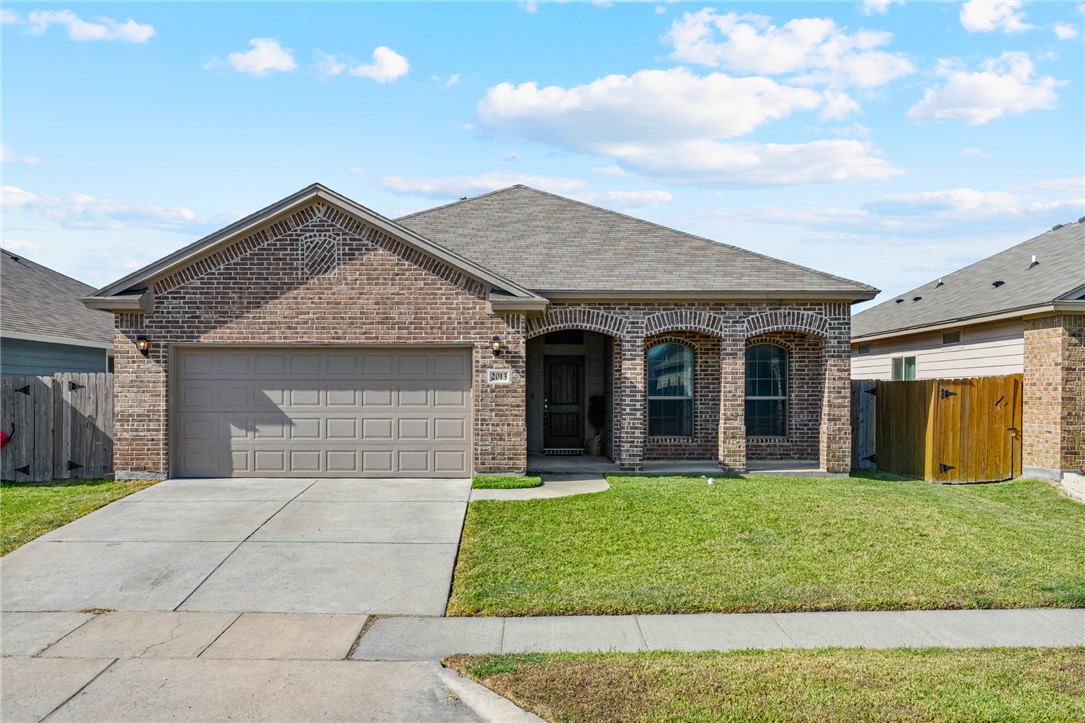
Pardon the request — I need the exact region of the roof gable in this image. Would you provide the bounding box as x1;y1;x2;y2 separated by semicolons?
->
1;249;114;346
398;185;877;300
88;184;542;305
853;220;1085;339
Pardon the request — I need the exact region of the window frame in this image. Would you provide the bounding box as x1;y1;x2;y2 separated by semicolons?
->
942;330;961;345
646;342;695;438
891;356;917;381
744;343;789;438
857;344;872;355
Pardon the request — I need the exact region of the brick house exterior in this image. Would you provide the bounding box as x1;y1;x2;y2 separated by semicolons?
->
85;184;876;479
852;221;1085;479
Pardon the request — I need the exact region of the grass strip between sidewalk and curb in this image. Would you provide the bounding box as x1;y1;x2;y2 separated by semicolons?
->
446;647;1085;723
1;479;159;555
472;475;544;490
449;474;1085;615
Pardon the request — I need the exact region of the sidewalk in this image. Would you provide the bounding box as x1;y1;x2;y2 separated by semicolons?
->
353;608;1085;661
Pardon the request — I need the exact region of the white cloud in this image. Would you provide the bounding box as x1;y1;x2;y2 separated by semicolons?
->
315;51;347;79
593;165;628;176
1;239;41;254
961;147;987;157
1053;23;1079;40
379;173;586;198
207;38;297;76
4;9;155;43
518;1;539;13
907;52;1062;125
655;6;667;15
861;1;903;16
606;139;901;188
576;190;673;211
349;46;410;83
663;9;914;88
347;166;364;174
960;0;1033;34
499;151;520;162
444;73;460;88
479;67;832;148
1;143;40;166
1;186;215;231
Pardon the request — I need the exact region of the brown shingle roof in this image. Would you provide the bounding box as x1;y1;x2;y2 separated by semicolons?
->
398;186;877;298
853;221;1085;339
1;249;114;345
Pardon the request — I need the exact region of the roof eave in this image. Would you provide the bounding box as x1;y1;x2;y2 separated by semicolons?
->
81;288;155;314
851;300;1085;342
538;289;879;303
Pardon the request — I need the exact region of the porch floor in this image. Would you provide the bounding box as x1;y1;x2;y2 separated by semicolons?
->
527;455;838;478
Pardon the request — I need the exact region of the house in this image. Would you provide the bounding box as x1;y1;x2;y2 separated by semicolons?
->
1;249;114;376
851;220;1085;479
82;183;877;479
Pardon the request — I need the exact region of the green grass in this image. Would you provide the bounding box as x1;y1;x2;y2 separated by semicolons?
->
447;648;1085;723
448;475;1085;615
1;478;159;555
472;475;543;490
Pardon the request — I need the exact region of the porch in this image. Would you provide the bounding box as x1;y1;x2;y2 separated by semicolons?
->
527;454;829;477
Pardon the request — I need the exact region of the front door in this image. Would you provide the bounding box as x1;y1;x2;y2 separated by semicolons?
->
544;355;584;450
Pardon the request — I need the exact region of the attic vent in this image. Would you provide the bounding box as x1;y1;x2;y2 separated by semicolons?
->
1079;216;1085;224
1052;224;1064;231
895;299;904;304
912;296;922;302
1029;255;1039;269
992;280;1005;288
935;279;944;288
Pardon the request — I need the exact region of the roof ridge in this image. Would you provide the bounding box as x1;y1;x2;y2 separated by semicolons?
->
477;185;878;293
395;185;528;222
1;248;96;291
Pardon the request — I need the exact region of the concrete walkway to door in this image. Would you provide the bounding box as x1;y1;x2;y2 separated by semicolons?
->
0;477;471;616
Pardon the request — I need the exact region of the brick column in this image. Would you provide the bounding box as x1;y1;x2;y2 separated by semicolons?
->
819;328;852;474
718;331;746;473
1023;313;1085;476
113;315;169;480
616;327;646;471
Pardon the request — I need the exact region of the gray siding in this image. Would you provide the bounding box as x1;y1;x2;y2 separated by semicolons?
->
0;337;108;376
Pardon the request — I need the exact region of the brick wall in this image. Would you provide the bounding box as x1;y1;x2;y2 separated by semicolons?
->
113;200;526;477
1023;313;1085;473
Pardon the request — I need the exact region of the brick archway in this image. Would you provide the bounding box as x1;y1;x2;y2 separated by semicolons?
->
525;306;627;339
644;309;729;337
743;310;829;339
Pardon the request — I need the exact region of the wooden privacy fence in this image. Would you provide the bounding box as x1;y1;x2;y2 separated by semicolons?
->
851;374;1022;483
0;373;113;482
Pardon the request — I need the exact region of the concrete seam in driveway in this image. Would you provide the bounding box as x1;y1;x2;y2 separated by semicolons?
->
171;481;318;612
38;658;118;723
193;613;244;657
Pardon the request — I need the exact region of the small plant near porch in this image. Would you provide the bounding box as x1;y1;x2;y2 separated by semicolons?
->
449;474;1085;616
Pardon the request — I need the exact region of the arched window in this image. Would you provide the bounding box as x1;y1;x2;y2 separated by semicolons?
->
647;343;693;436
745;343;788;436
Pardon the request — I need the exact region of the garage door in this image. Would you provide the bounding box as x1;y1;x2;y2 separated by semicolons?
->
173;348;472;478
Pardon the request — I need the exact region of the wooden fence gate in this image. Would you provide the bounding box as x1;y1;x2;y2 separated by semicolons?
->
854;374;1022;483
0;373;113;482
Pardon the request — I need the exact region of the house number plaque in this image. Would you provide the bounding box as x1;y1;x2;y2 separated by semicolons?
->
486;369;511;384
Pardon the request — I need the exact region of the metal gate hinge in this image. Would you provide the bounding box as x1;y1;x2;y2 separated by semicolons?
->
940;388;957;399
68;381;85;392
13;385;30;396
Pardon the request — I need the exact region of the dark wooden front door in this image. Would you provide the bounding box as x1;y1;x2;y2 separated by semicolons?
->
544;355;584;450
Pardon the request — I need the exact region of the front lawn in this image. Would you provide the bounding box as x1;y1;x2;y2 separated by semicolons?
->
447;648;1085;722
473;475;543;490
448;475;1085;615
0;479;158;555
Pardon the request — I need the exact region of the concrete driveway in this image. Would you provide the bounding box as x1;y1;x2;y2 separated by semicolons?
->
0;477;471;616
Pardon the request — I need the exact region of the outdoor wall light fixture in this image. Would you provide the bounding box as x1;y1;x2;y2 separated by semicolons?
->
491;336;504;356
135;336;151;356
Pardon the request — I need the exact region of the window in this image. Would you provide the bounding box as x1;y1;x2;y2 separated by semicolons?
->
942;331;961;345
745;344;787;436
892;356;916;381
647;343;693;436
857;344;871;355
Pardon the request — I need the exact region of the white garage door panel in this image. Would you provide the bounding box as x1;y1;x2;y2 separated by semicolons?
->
174;348;472;478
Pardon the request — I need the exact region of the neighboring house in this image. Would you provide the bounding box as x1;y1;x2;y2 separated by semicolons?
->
82;184;876;480
1;249;114;376
851;220;1085;479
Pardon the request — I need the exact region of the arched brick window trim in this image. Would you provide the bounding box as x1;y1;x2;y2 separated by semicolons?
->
745;334;796;352
525;307;627;339
743;310;829;339
644;309;728;337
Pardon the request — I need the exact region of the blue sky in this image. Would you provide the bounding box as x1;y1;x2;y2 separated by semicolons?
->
2;1;1082;309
